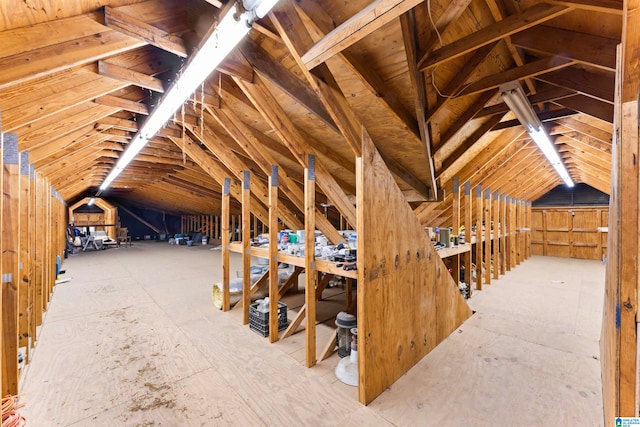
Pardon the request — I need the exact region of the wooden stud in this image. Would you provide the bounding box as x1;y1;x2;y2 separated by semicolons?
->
305;155;317;368
18;153;29;357
451;178;460;284
221;178;231;312
499;194;506;276
475;185;483;290
492;190;500;280
484;188;491;285
242;171;251;325
463;182;472;294
268;166;279;343
2;134;19;395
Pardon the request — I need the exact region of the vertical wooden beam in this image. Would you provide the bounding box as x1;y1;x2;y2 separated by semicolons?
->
475;185;483;290
221;178;231;312
463;182;472;295
305;155;317;368
526;201;532;259
242;171;251;325
268;166;280;343
18;152;29;359
451;178;460;284
499;194;506;276
484;188;491;285
2;133;19;395
492;190;500;280
510;197;517;268
28;165;36;356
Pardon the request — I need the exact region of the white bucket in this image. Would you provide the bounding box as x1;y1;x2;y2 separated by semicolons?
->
202;237;208;245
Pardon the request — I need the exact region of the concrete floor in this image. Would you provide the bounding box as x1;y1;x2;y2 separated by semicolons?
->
21;242;605;426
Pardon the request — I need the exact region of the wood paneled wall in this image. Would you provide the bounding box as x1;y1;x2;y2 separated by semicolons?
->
531;207;608;261
1;131;65;396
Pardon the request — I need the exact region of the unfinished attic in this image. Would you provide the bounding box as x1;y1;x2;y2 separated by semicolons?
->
0;0;633;425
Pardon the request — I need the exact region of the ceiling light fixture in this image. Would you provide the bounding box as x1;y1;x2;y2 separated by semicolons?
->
97;0;280;194
500;81;574;187
87;197;95;206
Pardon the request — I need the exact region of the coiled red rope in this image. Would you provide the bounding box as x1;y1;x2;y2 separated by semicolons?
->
2;395;25;427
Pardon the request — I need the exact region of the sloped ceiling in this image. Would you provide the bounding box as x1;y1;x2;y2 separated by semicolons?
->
0;0;618;224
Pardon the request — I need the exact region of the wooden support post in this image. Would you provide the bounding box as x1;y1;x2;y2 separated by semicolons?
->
34;175;43;327
475;185;483;290
510;197;517;268
28;166;36;356
2;134;19;395
18;153;30;358
268;166;280;343
516;200;523;265
242;171;251;325
463;182;472;294
492;190;499;280
451;178;460;284
526;201;532;259
305;155;317;368
499;194;506;276
484;188;491;285
221;178;231;312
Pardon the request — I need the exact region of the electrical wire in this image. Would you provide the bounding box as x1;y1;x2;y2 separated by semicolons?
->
2;395;26;427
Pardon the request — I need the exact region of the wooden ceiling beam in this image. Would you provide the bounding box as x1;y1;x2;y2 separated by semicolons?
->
207;104;345;244
16;103;118;152
425;42;498;123
218;50;255;83
233;72;357;225
30;130;115;166
296;1;421;139
274;1;434;201
2;73;130;132
438;127;525;186
240;38;337;131
552;94;615;123
166;134;271;224
98;60;165;92
436;90;498;154
300;0;425;69
546;0;623;14
535;67;615;104
436;113;505;177
492;108;578;131
561;131;613;154
103;6;187;57
477;86;576;118
456;57;575;98
418;3;572;70
0;30;144;91
95;94;149;115
555;117;613;144
511;25;618;72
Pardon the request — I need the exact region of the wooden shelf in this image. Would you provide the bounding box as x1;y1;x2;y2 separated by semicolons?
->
228;242;358;279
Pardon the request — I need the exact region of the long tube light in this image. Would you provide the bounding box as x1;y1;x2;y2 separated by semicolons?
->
500;81;574;187
98;0;280;192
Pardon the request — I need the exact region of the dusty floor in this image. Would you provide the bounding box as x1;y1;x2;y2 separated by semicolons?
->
21;242;604;426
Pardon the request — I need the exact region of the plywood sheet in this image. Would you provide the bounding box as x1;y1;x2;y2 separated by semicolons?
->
356;129;471;404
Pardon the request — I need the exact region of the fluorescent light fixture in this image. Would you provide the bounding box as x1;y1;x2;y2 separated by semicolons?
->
98;0;280;192
88;197;95;206
500;81;574;187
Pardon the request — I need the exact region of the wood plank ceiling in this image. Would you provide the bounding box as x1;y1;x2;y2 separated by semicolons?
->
0;0;618;223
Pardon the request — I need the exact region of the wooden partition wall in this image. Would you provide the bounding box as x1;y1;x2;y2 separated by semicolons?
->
357;130;472;404
530;207;608;260
1;131;65;396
